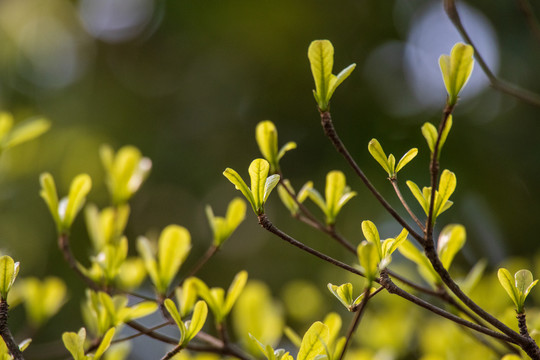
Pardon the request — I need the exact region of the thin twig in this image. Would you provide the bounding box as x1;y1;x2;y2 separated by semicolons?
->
319;110;425;246
161;345;182;360
58;234;101;291
516;0;540;46
339;287;372;360
444;0;540;107
390;178;425;231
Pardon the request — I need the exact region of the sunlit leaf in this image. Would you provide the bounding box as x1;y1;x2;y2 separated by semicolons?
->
264;174;280;203
439;43;474;105
158;225;191;294
437;224;466;269
224;167;256;213
0;256;19;300
406;180;428;215
277;142;297;161
184;300;208;344
177;278;198;318
357;241;379;282
421;123;438;154
434;170;456;218
136;237;160;289
94;327;115;360
327;63;356;102
395;148;418;173
361;221;381;259
63;174;92;230
39;173;60;230
224;270;248;315
277;180;299;215
256;121;279;170
398;240;439;286
308;40;334;111
2;117;50;150
297;321;329;360
327;283;353;309
498;268;521;311
164;298;186;342
62;328;86;360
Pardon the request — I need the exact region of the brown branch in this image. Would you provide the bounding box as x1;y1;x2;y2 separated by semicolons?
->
516;0;540;46
0;300;24;360
319;110;425;246
58;234;100;291
390;178;425;231
444;0;540;107
161;345;183;360
339;287;372;360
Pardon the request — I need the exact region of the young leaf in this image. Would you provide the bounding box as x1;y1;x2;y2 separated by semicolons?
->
183;300;208;344
277;142;297;161
224;270;248;315
264;174;280;203
2;117;50;150
395;148;418;173
357;241;379;282
223;168;256;213
406;180;429;214
164;298;186;342
361;220;382;259
398;240;439;286
277;180;299;215
439;43;474;106
498;268;521;311
308;40;334;111
256;121;279;171
249;159;271;212
368;140;391;176
176;278;198;318
297;321;329;360
327;283;355;310
62;174;92;230
0;256;19;300
327;63;356;101
93;327;115;360
157;225;191;294
434;170;456;217
437;224;466;269
62;328;86;360
515;270;538;307
39;173;60;229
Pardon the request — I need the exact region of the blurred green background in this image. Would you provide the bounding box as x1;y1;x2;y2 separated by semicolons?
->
2;0;540;358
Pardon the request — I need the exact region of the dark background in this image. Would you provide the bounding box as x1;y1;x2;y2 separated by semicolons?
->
1;0;540;357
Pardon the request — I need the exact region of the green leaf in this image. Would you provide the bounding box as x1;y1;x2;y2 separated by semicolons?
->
406;180;429;214
62;328;86;360
223;167;256;213
164;298;186;342
368;139;391;176
459;259;487;294
306;188;327;216
62;174;92;230
0;256;19;300
498;268;521;311
439;43;474;105
224;270;248;316
39;173;60;230
308;40;334;111
277;142;297;161
256;121;279;170
2;117;50;150
382;228;409;258
434;170;456;218
176;278;198;317
361;221;381;260
398;240;439;286
136;237;160;289
93;327;115;360
325;171;347;224
23;277;67;327
515;269;538;307
327;283;353;310
437;224;466;269
0;112;13;142
264;174;280;203
183;300;208;344
225;198;246;235
297;321;329;360
395;148;418;174
357;241;379;282
122;301;157;322
158;225;191;294
249;159;271;213
327;63;356;101
284;326;302;349
421;123;438;154
277;180;299;215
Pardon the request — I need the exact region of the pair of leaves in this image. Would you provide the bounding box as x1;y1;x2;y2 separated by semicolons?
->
89;237;129;284
0;112;50;153
277;180;312;216
85;204;130;250
360;221;408;271
0;256;19;300
223;159;280;215
498;268;538;313
100;145;152;205
206;197;246;247
22;277;67;328
439;43;474;106
40;173;92;234
82;291;157;337
189;270;248;324
421;116;453;160
63;327;115;360
164;299;208;347
308;40;356;111
305;171;356;225
368;139;417;178
407;169;456;223
137;225;191;294
256;120;296;173
327;283;374;312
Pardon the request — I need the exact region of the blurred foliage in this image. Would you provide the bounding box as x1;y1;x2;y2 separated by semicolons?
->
1;0;540;359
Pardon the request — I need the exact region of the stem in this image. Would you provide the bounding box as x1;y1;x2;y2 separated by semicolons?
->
161;345;182;360
390;178;425;231
0;300;24;360
517;312;532;338
258;214;363;276
516;0;540;46
319;110;425;246
339;287;372;360
378;271;515;343
126;321;178;345
58;233;100;291
444;0;540;107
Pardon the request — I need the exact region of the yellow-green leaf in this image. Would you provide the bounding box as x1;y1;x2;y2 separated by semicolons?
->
327;283;353;310
308;40;334;111
515;269;538;306
277;180;299;215
164;298;186;341
256;121;279;170
325;170;346;224
0;112;13;141
249;159;270;213
327;63;356;101
62;174;92;230
361;221;381;259
184;300;208;344
264;174;280;203
498;268;521;310
94;327;115;360
136;237;160;289
398;240;439;286
439;43;474;105
62;328;86;360
224;167;256;213
406;180;429;215
225;198;246;235
0;256;19;300
421;123;438;154
2;117;50;150
437;224;466;269
395;148;418;173
39;173;60;230
176;278;198;318
297;321;329;360
224;270;248;316
434;170;456;218
357;241;379;282
158;225;191;294
277;141;297;161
